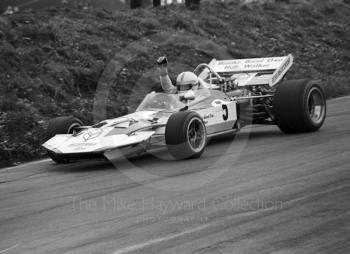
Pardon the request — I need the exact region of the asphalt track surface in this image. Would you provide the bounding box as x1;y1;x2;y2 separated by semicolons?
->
1;97;350;254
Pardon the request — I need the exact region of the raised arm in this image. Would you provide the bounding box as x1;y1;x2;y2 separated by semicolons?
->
157;56;177;94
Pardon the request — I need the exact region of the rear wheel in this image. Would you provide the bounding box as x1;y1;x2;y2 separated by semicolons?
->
273;79;326;133
165;111;207;160
44;116;83;163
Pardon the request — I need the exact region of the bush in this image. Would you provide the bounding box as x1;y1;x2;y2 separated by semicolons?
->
0;111;45;164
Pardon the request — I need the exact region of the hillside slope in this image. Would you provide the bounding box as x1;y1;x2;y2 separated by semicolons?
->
0;0;129;12
0;0;350;165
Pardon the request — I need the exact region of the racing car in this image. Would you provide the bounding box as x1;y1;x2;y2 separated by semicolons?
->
42;54;327;163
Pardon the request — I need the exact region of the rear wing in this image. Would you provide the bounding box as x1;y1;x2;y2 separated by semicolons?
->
200;54;293;87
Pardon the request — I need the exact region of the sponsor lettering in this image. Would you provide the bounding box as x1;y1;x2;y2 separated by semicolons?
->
244;59;265;64
74;147;88;151
224;65;240;70
220;57;285;71
82;129;103;141
243;63;270;69
272;56;291;84
203;114;214;120
218;60;242;65
266;57;284;63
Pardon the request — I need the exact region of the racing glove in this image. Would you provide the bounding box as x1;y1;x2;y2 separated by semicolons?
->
157;56;168;67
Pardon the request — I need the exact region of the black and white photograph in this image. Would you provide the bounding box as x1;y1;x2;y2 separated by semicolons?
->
0;0;349;253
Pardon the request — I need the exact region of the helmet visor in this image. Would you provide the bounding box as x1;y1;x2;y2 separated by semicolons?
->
177;83;193;91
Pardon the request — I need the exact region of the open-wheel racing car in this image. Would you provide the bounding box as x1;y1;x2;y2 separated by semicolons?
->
43;54;327;163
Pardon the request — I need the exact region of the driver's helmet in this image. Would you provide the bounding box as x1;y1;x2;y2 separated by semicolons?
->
176;72;199;92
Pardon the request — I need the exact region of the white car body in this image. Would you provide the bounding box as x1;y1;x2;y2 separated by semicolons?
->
43;91;238;160
44;55;307;161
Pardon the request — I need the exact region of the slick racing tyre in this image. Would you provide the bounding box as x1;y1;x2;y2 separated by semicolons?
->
44;116;83;163
165;111;207;160
273;79;326;133
45;116;83;141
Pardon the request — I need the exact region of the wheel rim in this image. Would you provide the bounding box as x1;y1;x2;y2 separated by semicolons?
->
307;87;326;125
187;117;206;152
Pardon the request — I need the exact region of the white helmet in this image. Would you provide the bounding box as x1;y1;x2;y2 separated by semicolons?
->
176;72;199;92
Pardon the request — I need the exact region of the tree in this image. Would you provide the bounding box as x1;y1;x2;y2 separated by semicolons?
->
130;0;142;9
185;0;200;9
153;0;161;7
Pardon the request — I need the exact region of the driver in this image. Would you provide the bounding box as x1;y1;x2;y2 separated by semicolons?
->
157;56;210;95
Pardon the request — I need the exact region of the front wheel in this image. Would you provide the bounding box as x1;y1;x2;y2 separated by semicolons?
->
44;116;83;163
45;116;83;141
165;111;207;160
273;79;326;133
